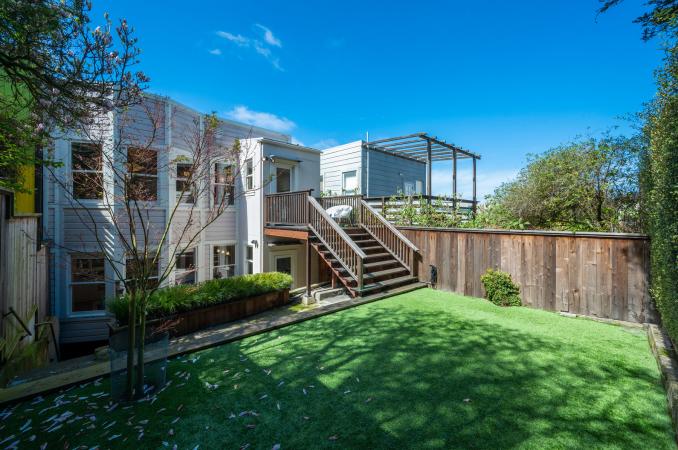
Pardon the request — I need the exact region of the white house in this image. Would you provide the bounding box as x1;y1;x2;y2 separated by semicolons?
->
44;95;323;346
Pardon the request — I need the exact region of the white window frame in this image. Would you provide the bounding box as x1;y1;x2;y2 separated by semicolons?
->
404;181;416;196
342;170;358;195
212;161;234;207
244;159;254;191
69;253;107;317
212;243;236;279
71;142;104;201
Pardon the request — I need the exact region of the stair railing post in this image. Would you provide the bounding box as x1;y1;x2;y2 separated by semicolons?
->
358;259;364;292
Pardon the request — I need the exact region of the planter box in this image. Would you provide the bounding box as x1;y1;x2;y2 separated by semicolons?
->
164;289;291;337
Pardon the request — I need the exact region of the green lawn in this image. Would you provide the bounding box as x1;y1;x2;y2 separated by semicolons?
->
2;289;675;449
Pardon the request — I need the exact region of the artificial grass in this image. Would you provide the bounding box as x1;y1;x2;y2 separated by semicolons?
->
1;289;675;449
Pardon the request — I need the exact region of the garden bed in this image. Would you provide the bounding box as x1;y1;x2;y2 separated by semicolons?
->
109;272;293;337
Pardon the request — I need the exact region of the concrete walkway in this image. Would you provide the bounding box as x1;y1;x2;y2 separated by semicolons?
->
0;282;425;405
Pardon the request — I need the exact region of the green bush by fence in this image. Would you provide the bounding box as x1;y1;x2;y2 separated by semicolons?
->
109;272;293;325
480;269;522;307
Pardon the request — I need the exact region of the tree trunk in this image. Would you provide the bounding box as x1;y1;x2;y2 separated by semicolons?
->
126;294;137;400
135;300;147;399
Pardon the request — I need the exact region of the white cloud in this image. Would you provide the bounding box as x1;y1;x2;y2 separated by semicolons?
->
226;105;296;133
216;26;283;70
255;24;282;47
291;136;305;146
208;48;222;55
431;167;518;202
312;138;339;150
216;31;249;46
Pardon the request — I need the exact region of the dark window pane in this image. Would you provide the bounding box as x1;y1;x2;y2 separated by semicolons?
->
276;167;291;193
176;179;194;203
176;250;195;270
275;256;292;275
177;163;193;179
73;172;103;199
72;256;105;281
247;261;253;274
129;175;158;201
128;148;157;175
72;143;102;171
175;271;195;285
246;245;253;260
72;283;106;312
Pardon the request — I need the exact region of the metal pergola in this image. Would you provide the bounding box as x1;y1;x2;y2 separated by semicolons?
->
365;132;481;207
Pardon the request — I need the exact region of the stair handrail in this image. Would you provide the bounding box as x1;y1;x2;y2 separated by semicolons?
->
308;196;366;290
360;200;419;276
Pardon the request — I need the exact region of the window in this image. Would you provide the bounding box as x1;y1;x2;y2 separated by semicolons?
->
319;175;324;193
246;245;254;274
125;256;160;290
213;245;235;279
72;142;103;200
404;181;415;196
415;180;423;194
71;254;106;312
342;170;358;194
213;163;234;206
275;255;292;275
175;248;196;285
176;163;194;204
127;147;158;201
275;167;291;193
245;159;254;190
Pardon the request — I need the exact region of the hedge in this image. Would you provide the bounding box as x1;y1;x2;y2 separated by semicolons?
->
109;272;293;325
642;44;678;344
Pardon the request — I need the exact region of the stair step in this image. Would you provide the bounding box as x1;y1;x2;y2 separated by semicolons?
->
364;259;401;270
356;275;419;294
364;252;393;261
340;267;409;283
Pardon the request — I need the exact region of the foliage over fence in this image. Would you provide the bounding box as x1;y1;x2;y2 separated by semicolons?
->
109;272;293;325
641;44;678;345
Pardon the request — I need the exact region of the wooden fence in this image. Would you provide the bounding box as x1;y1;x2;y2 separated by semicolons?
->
399;227;655;324
0;194;49;346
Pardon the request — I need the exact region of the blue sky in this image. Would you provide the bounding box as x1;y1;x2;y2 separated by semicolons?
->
94;0;663;199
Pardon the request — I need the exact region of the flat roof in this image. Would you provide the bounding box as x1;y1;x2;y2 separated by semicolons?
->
366;133;480;162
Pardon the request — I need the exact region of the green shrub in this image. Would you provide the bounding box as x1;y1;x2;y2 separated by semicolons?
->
108;272;293;325
480;269;522;307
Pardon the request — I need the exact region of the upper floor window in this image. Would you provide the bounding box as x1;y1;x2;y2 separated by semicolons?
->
72;142;103;200
176;162;194;204
127;147;158;201
71;254;106;312
276;167;291;193
245;159;253;190
342;170;357;195
213;244;235;279
213;162;234;206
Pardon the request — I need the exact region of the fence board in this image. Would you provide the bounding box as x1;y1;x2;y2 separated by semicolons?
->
399;227;654;324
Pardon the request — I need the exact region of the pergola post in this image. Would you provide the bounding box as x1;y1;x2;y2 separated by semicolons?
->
472;157;477;217
426;139;432;204
452;149;457;209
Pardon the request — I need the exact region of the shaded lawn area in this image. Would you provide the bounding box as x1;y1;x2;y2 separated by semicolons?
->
1;289;675;449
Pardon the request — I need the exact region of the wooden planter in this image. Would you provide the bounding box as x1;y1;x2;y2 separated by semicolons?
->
164;289;291;337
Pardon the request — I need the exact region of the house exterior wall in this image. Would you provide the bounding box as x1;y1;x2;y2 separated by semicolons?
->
320;141;426;197
45;95;294;344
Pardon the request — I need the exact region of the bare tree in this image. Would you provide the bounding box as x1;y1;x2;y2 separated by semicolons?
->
47;98;267;399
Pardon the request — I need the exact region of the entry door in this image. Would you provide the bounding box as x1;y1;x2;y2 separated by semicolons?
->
275;167;292;193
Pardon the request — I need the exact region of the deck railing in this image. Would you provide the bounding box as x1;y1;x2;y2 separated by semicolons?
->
364;195;477;222
308;196;366;290
264;189;313;226
360;200;419;276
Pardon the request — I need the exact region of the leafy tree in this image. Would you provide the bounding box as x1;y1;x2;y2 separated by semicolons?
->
0;0;146;190
480;133;642;232
599;0;677;342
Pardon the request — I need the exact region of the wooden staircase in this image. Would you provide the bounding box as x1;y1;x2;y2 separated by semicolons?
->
311;227;418;297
